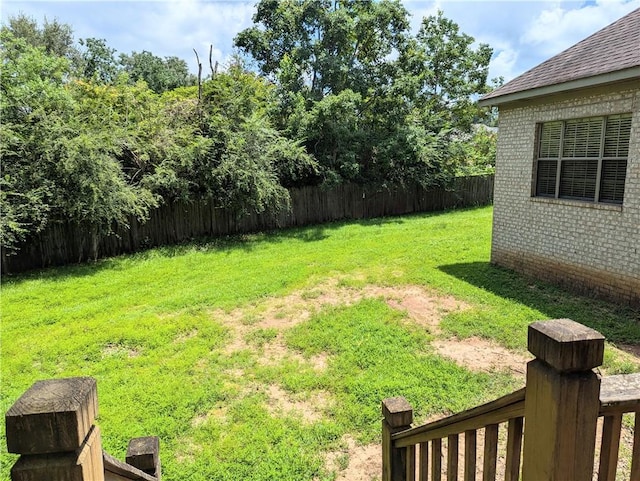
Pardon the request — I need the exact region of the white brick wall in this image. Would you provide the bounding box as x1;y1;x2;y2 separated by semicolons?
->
492;87;640;306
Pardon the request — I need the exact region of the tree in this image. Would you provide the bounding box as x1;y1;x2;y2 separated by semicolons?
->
119;50;195;93
78;37;119;83
403;10;493;130
236;1;494;188
3;13;78;60
235;0;410;100
195;63;318;210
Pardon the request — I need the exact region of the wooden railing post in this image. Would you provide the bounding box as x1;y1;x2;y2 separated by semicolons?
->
382;397;414;481
5;377;104;481
127;436;161;480
522;319;605;481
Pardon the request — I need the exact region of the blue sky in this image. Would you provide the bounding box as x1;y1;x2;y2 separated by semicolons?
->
2;0;639;82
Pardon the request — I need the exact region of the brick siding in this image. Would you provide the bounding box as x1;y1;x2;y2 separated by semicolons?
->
492;87;640;307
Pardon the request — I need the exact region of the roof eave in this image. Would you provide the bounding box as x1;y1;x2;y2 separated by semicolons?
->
478;66;640;107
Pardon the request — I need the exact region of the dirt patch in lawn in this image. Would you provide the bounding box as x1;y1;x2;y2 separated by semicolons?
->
216;278;469;354
324;436;380;481
265;385;332;424
205;279;638;481
380;285;467;334
216;277;528;379
210;278;537;481
259;334;330;370
618;343;640;357
433;337;531;377
101;343;141;358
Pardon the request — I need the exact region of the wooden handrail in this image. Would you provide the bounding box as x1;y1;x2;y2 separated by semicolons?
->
103;452;157;481
599;372;640;415
392;371;640;451
597;372;640;481
392;388;525;449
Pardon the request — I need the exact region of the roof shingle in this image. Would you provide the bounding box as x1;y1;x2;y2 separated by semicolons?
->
482;8;640;102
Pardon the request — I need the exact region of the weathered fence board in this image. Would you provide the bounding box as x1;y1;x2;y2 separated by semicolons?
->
1;175;493;274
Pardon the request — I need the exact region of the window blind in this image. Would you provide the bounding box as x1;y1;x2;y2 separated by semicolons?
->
535;113;631;205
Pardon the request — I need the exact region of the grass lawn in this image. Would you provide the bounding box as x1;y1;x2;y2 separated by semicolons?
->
2;205;639;481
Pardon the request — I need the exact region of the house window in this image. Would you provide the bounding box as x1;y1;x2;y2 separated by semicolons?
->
534;114;631;204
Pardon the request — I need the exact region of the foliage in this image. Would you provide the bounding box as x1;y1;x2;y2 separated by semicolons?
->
452;126;497;176
405;10;493;130
236;2;494;187
78;37;119;83
119;50;195;93
2;207;637;480
0;21;311;252
3;13;77;59
235;0;410;100
195;64;317;211
0;32;156;252
1;10;497;253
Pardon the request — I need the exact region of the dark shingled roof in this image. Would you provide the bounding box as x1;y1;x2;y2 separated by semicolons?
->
482;7;640;102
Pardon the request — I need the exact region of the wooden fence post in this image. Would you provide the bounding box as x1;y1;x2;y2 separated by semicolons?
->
382;396;414;481
522;319;605;481
5;377;104;481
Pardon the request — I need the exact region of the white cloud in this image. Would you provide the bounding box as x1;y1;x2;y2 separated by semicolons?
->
406;0;441;33
4;0;638;79
489;46;519;83
130;1;255;72
521;0;640;56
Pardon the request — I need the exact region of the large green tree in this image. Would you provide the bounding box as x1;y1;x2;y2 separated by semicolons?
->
78;37;119;83
235;0;409;100
236;2;493;187
402;10;493;130
3;13;77;59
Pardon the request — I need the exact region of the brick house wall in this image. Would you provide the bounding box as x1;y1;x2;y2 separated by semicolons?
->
491;86;640;306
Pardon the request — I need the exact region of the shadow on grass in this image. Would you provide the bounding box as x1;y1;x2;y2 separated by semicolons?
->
3;207;444;286
439;261;640;345
3;206;480;292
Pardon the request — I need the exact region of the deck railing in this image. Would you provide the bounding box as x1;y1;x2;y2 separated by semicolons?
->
383;319;640;481
384;389;525;481
5;377;161;481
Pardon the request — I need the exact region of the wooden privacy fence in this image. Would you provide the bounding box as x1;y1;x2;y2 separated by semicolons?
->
1;175;493;274
383;318;640;481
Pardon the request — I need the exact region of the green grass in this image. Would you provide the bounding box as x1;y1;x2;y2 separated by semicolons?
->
1;206;638;480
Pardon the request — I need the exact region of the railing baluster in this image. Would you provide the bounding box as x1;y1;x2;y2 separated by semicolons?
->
631;412;640;481
407;444;416;481
448;434;459;481
464;430;476;481
505;416;523;481
419;442;429;481
598;414;623;481
483;424;498;481
433;438;442;481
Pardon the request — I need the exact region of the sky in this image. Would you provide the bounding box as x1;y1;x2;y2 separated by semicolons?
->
2;0;640;83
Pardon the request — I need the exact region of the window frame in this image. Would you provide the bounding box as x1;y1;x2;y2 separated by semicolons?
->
532;114;631;205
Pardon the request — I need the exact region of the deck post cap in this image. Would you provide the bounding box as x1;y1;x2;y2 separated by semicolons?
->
528;319;604;372
382;397;413;428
